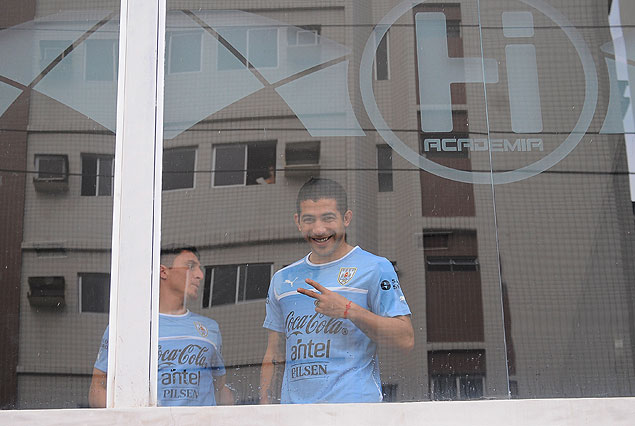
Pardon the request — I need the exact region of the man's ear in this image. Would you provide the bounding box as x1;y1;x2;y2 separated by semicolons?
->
343;210;353;227
160;264;169;280
294;213;301;231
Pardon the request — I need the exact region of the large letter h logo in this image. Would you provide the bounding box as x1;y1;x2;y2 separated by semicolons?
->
416;12;542;133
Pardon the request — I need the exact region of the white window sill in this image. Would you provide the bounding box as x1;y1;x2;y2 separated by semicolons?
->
1;397;634;426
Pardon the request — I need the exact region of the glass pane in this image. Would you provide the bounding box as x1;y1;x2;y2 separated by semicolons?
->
0;1;120;409
480;0;635;398
159;0;635;407
160;0;500;406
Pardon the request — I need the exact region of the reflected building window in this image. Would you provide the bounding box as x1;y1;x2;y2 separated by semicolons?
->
39;40;72;81
213;142;276;187
377;144;393;192
85;39;118;81
430;374;484;400
375;29;390;81
33;154;69;193
202;263;271;307
78;273;110;313
419;111;475;217
284;141;320;179
163;146;196;190
381;384;397;402
81;154;113;196
248;28;278;68
167;31;202;74
27;276;66;310
217;28;278;69
425;230;484;342
287;25;321;46
425;256;479;272
34;154;68;181
429;350;485;401
415;2;476;218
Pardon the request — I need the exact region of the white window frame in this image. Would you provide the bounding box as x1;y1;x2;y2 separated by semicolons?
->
106;0;165;408
289;26;320;46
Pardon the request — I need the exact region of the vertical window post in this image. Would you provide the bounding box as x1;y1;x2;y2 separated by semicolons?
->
108;0;165;408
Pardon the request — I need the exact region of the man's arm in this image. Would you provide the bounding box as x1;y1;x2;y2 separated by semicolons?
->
213;374;235;405
88;368;107;408
298;279;414;353
259;330;285;404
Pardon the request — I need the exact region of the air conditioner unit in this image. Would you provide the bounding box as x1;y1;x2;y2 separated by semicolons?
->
284;141;320;177
33;154;69;193
27;276;65;309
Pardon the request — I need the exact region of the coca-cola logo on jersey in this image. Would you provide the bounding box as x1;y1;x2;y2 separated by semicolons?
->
285;311;349;337
158;344;209;368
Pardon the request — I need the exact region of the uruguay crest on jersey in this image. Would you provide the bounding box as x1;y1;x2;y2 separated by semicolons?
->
337;267;357;285
194;321;208;337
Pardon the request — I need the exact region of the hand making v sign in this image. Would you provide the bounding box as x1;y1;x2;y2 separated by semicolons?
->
297;279;354;319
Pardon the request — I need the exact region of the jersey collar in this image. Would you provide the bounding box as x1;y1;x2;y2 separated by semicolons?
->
305;245;360;267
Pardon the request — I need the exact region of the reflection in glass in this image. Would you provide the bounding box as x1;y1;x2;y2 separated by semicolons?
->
3;0;632;411
0;2;119;409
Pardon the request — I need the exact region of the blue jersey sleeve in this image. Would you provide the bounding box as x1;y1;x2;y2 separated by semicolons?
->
94;326;109;372
368;258;411;317
263;273;284;333
210;321;226;377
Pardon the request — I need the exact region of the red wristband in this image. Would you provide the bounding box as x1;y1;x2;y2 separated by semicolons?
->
343;301;353;318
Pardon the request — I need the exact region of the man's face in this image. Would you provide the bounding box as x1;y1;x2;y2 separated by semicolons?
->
161;250;204;300
294;198;352;264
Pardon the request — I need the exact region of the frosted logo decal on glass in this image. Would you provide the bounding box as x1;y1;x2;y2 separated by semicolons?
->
0;10;363;139
1;4;632;180
360;0;599;184
189;10;363;138
0;11;114;120
415;12;499;133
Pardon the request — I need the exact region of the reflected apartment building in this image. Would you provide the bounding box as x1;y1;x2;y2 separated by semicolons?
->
1;0;634;409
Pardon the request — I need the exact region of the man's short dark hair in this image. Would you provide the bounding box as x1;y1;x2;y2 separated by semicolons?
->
160;246;199;267
296;178;348;216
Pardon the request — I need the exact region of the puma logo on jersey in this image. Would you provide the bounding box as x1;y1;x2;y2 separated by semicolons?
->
284;277;299;286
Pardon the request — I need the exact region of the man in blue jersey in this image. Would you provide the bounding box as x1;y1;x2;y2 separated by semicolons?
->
88;247;233;407
260;178;414;404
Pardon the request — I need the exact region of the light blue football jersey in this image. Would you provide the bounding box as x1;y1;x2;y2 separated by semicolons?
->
95;311;226;406
263;246;411;403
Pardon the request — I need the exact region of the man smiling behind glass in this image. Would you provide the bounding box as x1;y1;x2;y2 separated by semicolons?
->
89;246;233;407
260;178;414;403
